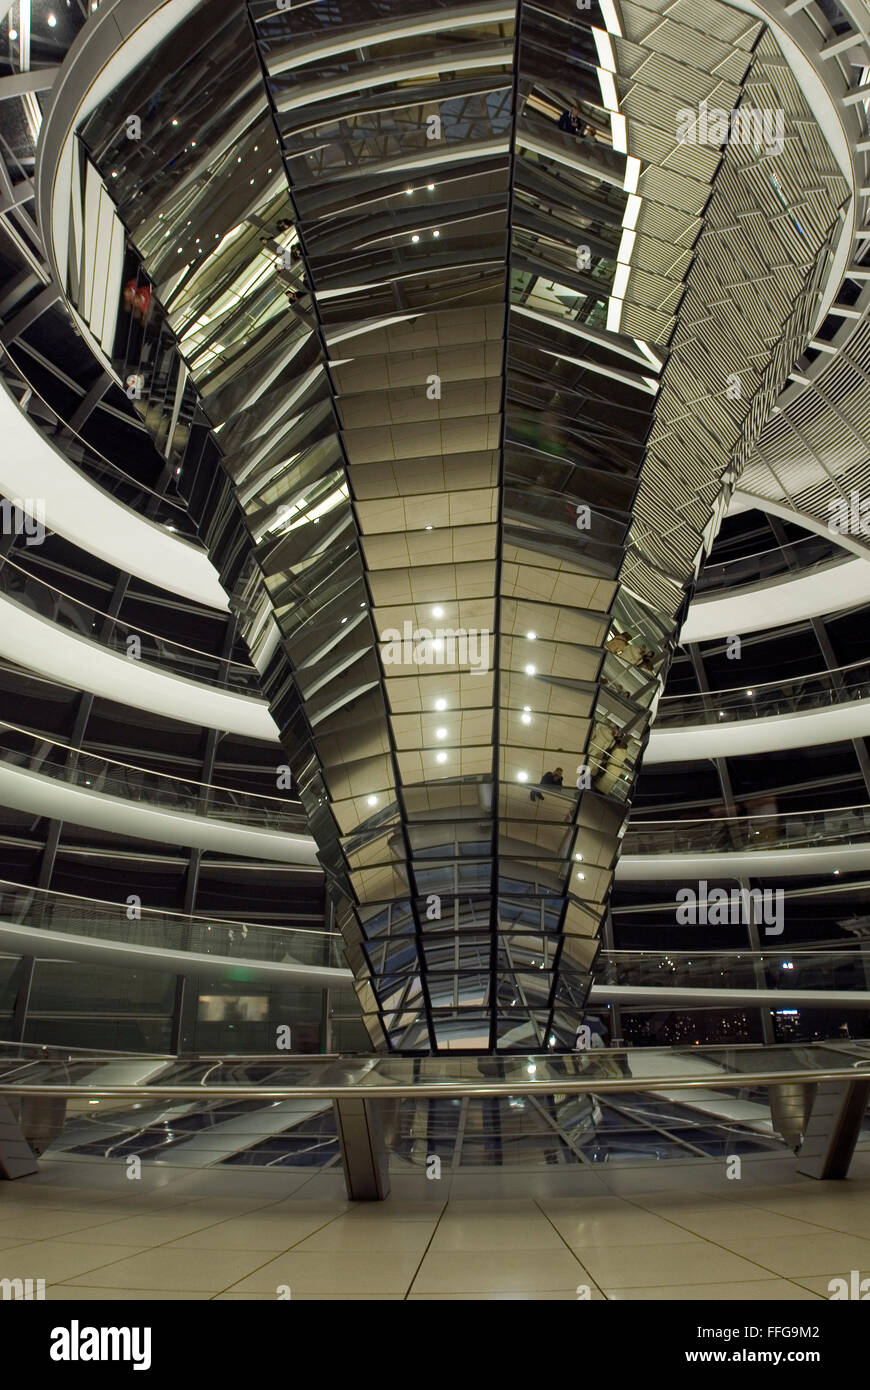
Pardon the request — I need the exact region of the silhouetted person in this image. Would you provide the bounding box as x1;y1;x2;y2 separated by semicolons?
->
530;767;563;803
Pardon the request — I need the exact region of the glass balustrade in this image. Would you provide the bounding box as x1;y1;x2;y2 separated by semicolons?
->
0;348;198;539
0;720;306;830
623;803;870;854
0;555;260;692
596;949;870;992
695;533;845;593
0;880;343;971
656;658;870;725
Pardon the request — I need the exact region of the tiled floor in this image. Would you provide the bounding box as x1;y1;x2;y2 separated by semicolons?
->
2;1155;870;1299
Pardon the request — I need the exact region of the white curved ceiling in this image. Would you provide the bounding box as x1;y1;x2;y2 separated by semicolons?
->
0;593;276;740
0;378;228;611
0;761;316;864
646;696;870;761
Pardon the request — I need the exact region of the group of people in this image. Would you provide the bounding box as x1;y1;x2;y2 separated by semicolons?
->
557;105;611;144
606;629;657;675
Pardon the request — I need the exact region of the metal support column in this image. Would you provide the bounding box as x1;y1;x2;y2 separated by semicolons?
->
0;1099;39;1179
796;1078;870;1179
333;1097;391;1200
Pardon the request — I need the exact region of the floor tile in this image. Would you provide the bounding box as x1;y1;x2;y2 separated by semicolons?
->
713;1232;870;1278
341;1200;444;1221
166;1214;342;1252
0;1241;146;1282
0;1209;127;1240
226;1251;423;1296
428;1218;565;1253
651;1205;827;1241
573;1240;768;1289
603;1279;823;1300
63;1247;276;1293
53;1211;234;1247
46;1286;207;1301
549;1211;701;1248
408;1290;602;1300
292;1220;436;1253
410;1248;589;1294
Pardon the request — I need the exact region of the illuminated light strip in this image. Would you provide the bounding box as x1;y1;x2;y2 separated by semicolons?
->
622;192;641;229
617;228;636;263
592;27;616;72
593;0;646;342
597;67;618;112
599;0;623;36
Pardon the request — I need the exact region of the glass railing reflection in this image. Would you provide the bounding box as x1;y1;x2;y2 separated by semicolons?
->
0;720;306;831
623;803;870;854
0;348;198;539
696;533;845;593
0;555;260;693
596;949;870;993
0;880;343;971
656;658;870;725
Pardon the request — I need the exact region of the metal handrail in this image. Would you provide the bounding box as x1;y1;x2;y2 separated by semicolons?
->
0;878;336;940
0;553;251;674
0;718;301;821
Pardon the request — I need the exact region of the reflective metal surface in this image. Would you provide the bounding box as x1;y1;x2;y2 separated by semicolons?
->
68;0;850;1051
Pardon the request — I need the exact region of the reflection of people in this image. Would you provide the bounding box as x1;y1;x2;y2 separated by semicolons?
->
122;278;151;323
530;767;563;803
558;106;581;134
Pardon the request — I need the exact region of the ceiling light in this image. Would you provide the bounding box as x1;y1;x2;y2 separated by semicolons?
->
425;524;433;530
435;728;447;739
8;29;16;39
526;631;536;641
435;698;447;711
48;14;57;27
405;188;413;195
746;689;754;697
521;713;531;724
171;118;178;126
525;664;536;676
367;795;378;807
433;230;440;238
436;751;448;764
577;872;586;881
574;853;583;862
432;605;445;618
427;183;435;190
517;772;528;783
412;235;420;243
